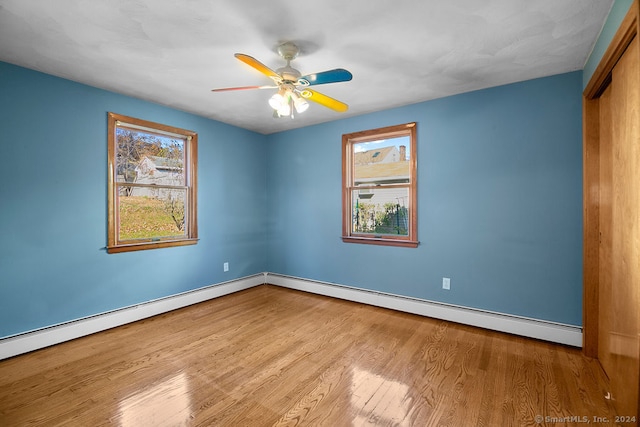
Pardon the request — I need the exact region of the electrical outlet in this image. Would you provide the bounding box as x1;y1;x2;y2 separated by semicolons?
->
223;262;229;272
442;277;450;290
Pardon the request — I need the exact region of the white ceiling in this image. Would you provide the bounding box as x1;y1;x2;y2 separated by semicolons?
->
0;0;613;134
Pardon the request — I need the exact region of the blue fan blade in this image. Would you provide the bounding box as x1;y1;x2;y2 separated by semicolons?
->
299;68;353;86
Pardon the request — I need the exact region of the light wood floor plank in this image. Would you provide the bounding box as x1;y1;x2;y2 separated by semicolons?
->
0;285;619;426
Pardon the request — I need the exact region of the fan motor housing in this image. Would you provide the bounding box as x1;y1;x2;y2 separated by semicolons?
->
277;65;301;82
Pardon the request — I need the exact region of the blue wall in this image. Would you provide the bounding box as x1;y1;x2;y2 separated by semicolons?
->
0;62;268;338
267;71;583;326
583;0;634;88
0;60;584;338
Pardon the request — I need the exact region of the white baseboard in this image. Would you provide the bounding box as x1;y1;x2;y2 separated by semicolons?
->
0;272;582;360
267;273;583;347
0;273;267;360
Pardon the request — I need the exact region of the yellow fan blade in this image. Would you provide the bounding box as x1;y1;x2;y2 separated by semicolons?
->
300;89;348;113
234;53;281;81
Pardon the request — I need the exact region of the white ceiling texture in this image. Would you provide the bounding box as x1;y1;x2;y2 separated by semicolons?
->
0;0;613;134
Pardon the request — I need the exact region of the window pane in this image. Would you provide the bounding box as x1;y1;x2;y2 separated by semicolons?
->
116;127;185;187
351;187;410;236
118;188;187;241
353;136;411;186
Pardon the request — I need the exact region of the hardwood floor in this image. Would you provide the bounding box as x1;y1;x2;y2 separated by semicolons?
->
0;285;618;426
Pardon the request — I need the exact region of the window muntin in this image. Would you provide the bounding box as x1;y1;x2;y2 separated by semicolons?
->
107;113;198;253
342;123;418;247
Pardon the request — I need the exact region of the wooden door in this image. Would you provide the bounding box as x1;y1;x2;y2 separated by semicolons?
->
608;35;640;418
583;2;640;423
597;84;614;380
590;35;640;421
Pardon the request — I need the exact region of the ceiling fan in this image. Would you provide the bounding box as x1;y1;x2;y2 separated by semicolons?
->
211;42;353;119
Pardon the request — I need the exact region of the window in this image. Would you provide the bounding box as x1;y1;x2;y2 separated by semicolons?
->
107;112;198;253
342;122;418;247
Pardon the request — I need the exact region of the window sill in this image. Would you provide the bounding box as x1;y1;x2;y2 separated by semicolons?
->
341;236;419;248
107;238;198;254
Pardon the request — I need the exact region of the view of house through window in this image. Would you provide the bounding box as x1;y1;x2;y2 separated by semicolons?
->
108;113;198;253
342;123;418;247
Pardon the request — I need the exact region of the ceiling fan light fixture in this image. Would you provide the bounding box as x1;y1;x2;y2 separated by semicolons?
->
277;101;291;117
270;90;292;117
268;89;287;110
292;92;309;113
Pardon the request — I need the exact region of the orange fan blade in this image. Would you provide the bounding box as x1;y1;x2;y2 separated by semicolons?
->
300;89;348;112
234;53;281;82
